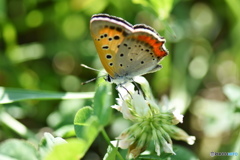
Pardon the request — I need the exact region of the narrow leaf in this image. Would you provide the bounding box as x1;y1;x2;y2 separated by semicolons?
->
0;87;94;104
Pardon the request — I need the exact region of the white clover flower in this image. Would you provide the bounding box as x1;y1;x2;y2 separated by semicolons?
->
186;136;196;145
172;109;184;124
112;99;135;120
132;92;150;117
111;76;196;158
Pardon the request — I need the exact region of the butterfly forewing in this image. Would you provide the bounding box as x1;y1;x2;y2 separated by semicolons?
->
90;15;133;78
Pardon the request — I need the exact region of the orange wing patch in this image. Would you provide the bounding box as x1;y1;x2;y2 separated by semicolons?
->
91;26;126;77
137;35;168;58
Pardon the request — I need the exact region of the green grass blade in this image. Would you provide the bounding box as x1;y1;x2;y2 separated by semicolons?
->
0;87;94;104
0;110;35;139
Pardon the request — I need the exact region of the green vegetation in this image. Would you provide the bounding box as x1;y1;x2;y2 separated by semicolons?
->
0;0;240;159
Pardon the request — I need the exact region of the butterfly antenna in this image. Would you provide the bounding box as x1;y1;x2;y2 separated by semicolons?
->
81;77;97;85
81;64;101;72
81;64;105;85
81;75;107;85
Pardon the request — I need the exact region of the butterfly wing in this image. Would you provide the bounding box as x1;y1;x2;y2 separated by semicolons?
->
90;14;169;83
113;24;168;78
90;14;133;78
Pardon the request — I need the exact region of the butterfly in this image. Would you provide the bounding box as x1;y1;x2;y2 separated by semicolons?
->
90;14;168;85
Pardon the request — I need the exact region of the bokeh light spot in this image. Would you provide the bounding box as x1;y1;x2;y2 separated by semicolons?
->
110;117;131;137
189;56;208;79
70;0;108;15
190;3;216;36
62;14;86;40
8;43;45;63
61;75;81;92
53;52;76;74
19;70;39;89
25;10;43;28
3;23;16;45
54;1;69;15
216;60;238;84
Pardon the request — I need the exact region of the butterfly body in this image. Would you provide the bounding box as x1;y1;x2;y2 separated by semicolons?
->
90;14;168;85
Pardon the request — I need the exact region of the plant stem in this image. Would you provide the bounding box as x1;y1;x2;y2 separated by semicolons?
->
101;128;125;160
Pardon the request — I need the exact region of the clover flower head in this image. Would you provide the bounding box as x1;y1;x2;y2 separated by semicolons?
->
111;76;196;159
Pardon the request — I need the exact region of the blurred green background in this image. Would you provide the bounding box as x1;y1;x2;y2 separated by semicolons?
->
1;0;240;160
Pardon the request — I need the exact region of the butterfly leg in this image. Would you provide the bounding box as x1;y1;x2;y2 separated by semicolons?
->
132;80;145;98
116;84;133;99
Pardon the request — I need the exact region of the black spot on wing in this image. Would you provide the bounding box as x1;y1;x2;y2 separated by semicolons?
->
110;26;115;30
116;27;122;32
106;54;112;59
123;31;129;37
114;35;120;40
102;45;109;50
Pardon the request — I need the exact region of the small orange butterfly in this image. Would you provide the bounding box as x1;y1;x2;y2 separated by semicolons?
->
90;14;168;85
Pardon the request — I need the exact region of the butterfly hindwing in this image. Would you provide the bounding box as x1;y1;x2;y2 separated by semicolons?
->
114;27;168;77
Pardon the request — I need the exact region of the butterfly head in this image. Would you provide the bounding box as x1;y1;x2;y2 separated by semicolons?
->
104;74;134;85
104;74;112;83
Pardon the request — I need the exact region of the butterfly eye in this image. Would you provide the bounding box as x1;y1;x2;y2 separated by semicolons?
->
105;75;112;82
